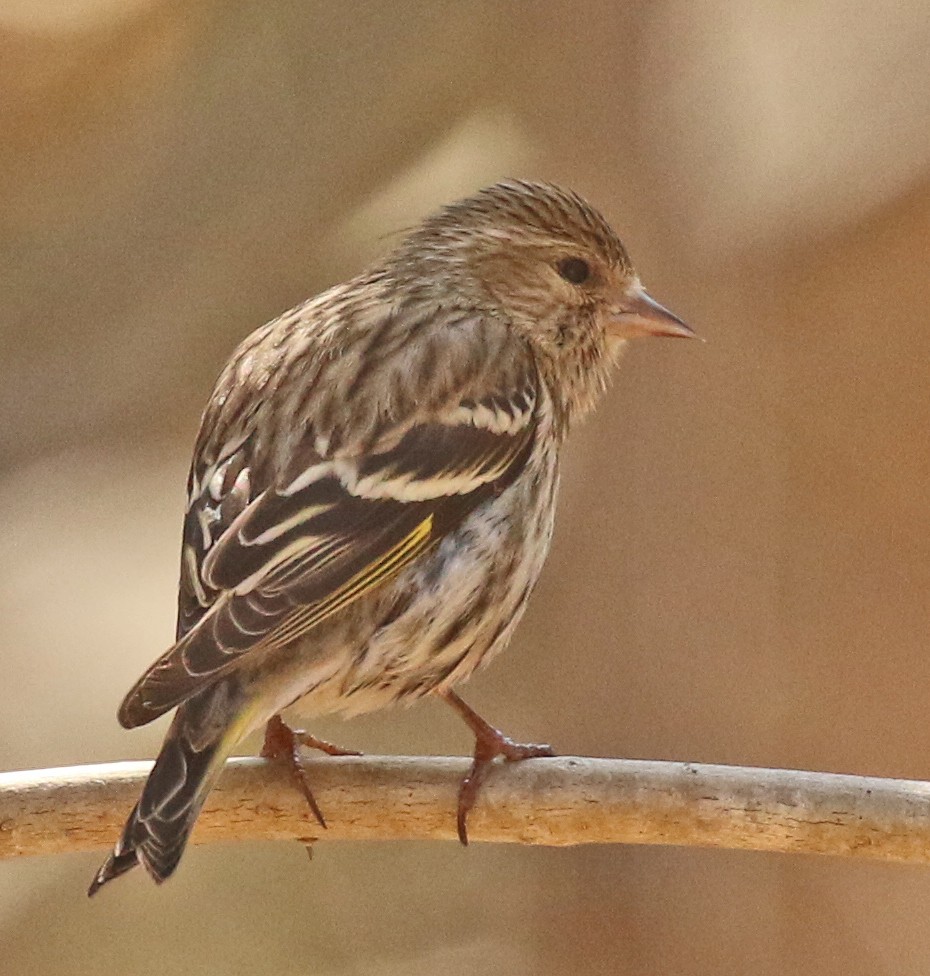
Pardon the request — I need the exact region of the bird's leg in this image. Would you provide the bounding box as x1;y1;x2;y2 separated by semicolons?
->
260;714;360;829
440;689;555;846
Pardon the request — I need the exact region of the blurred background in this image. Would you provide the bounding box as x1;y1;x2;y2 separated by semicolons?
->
2;1;930;972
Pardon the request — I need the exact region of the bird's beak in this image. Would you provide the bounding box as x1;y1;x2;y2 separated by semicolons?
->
607;285;695;340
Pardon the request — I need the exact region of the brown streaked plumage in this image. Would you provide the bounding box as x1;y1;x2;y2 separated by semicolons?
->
89;180;693;895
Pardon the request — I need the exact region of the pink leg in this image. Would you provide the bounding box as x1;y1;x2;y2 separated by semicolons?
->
260;714;361;829
440;690;555;845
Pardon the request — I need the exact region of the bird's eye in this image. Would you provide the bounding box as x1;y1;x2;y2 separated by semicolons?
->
556;257;591;285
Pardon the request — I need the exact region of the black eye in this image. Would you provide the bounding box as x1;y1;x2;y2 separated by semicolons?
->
556;257;591;285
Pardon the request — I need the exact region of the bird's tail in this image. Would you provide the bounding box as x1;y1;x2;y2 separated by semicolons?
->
88;679;252;895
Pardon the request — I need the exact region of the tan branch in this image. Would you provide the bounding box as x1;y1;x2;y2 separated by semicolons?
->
2;756;930;864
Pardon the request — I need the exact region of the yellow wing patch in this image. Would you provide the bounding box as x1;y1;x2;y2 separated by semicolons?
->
260;514;435;651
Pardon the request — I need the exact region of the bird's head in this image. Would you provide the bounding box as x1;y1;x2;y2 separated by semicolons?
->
392;180;693;422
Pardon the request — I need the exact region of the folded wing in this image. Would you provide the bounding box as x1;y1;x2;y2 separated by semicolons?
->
118;315;539;728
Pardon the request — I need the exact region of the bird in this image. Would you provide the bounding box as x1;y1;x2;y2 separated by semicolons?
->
88;179;693;895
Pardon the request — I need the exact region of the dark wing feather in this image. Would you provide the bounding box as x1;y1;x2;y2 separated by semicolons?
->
175;437;255;640
119;322;539;729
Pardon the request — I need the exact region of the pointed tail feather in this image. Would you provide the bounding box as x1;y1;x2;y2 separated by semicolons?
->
89;680;250;895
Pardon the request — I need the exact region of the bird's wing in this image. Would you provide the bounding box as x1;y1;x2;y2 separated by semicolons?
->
118;313;541;728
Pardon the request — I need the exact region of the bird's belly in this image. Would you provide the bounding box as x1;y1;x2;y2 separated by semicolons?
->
279;450;558;720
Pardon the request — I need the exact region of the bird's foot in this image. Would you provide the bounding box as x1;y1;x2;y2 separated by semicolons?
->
292;730;362;758
260;715;361;828
441;690;555;845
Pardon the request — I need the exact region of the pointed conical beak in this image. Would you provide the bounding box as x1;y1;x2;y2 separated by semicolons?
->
608;287;695;340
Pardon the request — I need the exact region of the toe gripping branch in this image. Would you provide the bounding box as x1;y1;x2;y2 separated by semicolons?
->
261;715;361;829
441;690;554;845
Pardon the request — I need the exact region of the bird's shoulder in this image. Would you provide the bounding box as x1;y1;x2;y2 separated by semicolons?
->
175;278;540;637
197;275;535;466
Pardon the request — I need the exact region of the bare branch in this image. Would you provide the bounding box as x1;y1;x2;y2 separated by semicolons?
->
2;756;930;864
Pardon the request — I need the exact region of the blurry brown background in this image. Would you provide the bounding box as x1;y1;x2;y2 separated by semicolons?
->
3;1;930;973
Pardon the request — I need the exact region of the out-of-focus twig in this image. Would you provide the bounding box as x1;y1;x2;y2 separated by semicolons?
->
2;756;929;864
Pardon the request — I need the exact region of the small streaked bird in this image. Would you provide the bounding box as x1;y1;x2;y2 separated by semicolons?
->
88;180;693;895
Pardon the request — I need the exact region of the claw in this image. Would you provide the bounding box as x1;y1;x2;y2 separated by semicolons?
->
292;731;362;758
441;691;555;845
261;715;361;829
261;715;329;828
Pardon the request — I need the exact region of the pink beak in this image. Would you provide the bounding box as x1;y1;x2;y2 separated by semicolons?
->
608;287;695;340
